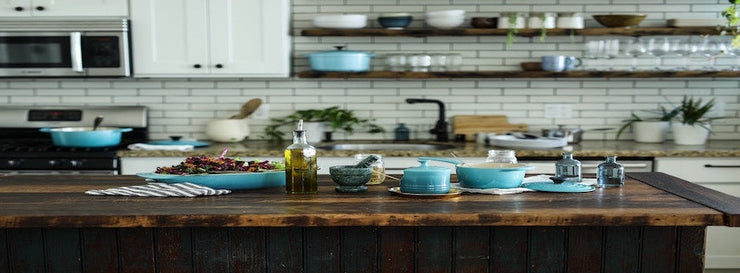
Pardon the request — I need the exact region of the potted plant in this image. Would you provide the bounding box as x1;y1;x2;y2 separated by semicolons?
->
616;105;680;143
264;106;384;143
672;96;722;145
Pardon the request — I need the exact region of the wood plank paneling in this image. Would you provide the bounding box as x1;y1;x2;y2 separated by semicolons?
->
642;226;677;272
340;226;378;273
567;226;603;273
44;228;81;273
117;228;155;273
6;229;44;273
193;228;229;273
155;228;193;273
491;227;527;272
530;227;566;273
603;226;641;273
231;227;267;273
81;228;119;273
454;227;490;273
677;226;706;273
267;227;302;273
417;227;453;273
305;227;341;273
380;227;414;273
0;230;7;273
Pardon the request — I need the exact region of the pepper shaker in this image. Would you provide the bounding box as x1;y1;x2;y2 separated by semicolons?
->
597;155;625;187
555;152;581;182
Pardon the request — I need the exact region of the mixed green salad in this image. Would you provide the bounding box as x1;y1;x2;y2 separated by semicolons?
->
155;148;285;175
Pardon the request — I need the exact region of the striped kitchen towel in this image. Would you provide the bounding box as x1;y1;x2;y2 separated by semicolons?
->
85;182;231;197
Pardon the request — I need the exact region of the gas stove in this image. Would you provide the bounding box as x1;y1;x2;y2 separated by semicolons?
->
0;106;147;175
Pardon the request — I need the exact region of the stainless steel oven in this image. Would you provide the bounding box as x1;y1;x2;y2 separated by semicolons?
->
0;18;130;77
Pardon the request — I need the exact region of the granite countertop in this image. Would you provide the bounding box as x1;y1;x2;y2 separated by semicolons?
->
117;139;740;158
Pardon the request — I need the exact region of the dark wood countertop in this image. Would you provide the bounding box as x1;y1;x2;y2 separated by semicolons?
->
1;173;736;229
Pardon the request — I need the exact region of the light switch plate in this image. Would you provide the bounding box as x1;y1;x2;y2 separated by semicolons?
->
544;104;573;119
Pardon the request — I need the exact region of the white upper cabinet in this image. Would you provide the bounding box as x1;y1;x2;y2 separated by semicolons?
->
0;0;128;17
130;0;290;78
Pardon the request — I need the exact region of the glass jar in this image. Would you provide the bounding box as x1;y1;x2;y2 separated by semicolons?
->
486;150;517;163
597;155;625;187
354;154;385;185
555;152;581;182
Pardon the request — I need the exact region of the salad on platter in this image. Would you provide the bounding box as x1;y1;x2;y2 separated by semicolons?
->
154;148;285;175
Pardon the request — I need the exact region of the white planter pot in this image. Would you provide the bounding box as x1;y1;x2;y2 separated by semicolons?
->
632;121;670;143
205;119;250;142
302;122;326;144
672;123;710;145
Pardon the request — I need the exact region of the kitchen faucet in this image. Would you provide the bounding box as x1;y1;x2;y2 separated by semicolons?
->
405;98;449;142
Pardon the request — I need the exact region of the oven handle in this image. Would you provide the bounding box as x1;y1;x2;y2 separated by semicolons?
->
70;32;84;73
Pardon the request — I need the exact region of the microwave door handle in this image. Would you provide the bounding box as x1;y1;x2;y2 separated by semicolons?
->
70;32;84;73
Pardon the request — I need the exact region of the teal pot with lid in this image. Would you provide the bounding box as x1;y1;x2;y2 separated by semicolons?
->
305;46;374;72
421;157;533;189
40;127;133;147
400;159;451;194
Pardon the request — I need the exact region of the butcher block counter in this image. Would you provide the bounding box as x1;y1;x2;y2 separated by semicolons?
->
1;173;738;273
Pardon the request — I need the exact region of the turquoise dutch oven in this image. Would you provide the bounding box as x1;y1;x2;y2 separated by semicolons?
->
420;157;533;189
399;158;451;194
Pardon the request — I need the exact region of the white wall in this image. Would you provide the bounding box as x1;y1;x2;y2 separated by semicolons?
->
0;0;738;142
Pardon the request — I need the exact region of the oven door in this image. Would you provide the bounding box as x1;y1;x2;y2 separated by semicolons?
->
0;31;129;77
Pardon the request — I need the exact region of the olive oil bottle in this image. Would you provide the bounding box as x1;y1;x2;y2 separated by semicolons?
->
284;120;318;194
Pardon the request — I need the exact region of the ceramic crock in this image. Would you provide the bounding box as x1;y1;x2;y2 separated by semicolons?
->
399;159;451;194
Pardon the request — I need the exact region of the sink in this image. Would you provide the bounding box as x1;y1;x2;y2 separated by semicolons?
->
316;143;456;151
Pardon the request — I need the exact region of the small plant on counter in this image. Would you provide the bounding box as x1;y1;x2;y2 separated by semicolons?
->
616;105;680;139
263;106;384;141
675;95;722;130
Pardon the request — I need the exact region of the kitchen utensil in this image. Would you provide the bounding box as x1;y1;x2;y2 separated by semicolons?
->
230;98;262;119
92;116;103;131
541;56;581;72
136;171;285;190
329;165;373;192
399;159;451;194
451;115;528;142
312;14;367;29
592;14;646;28
541;125;613;144
377;13;413;29
305;46;374;72
421;157;533;189
40;127;133;148
205;119;250;142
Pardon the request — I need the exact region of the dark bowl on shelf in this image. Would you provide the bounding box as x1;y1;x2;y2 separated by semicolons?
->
471;17;497;28
378;16;413;29
520;62;542;71
592;14;647;28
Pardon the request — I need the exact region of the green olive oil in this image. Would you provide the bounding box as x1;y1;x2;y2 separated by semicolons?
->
284;120;318;194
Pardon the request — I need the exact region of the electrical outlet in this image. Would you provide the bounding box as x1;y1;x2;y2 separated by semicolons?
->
544;104;573;119
250;103;269;119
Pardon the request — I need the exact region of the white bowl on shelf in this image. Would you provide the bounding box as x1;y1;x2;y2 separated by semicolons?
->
426;16;465;29
426;9;466;18
313;14;367;29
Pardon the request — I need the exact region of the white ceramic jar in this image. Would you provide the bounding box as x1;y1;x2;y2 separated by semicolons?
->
556;12;584;29
527;12;556;29
498;12;527;29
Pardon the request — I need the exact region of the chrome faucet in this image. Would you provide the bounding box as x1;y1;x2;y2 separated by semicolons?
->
405;98;449;142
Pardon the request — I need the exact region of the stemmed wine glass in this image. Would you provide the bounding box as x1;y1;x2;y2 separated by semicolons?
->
621;38;646;71
696;37;727;71
646;37;670;70
669;39;694;70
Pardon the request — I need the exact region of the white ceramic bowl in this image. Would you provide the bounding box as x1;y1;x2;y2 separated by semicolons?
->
426;9;466;18
313;14;367;29
426;16;465;29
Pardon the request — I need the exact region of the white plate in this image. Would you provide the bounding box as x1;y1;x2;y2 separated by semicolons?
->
388;187;462;198
489;135;567;149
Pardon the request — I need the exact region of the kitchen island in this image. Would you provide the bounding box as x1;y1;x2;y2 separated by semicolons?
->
0;173;738;273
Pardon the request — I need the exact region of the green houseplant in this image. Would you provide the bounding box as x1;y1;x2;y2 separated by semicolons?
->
264;106;384;142
672;96;722;145
616;105;680;143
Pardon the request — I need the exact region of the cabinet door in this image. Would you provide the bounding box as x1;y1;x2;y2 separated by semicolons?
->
208;0;289;77
0;0;128;17
130;0;210;77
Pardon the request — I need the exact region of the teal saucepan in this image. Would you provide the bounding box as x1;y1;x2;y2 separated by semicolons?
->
420;157;533;189
40;127;133;147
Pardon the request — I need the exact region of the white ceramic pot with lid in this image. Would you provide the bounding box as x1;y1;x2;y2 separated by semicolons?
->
205;119;250;142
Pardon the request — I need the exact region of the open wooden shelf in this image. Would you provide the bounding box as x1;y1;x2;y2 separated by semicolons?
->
297;70;740;79
301;27;721;37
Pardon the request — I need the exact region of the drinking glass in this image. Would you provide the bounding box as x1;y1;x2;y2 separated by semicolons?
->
622;38;646;71
604;39;620;70
697;38;726;71
646;37;670;70
669;39;693;70
584;40;604;70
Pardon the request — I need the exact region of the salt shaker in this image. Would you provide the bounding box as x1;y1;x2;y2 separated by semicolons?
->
555;152;581;182
597;155;625;187
486;150;517;163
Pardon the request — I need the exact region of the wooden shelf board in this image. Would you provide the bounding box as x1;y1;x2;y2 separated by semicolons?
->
297;70;740;79
301;27;722;37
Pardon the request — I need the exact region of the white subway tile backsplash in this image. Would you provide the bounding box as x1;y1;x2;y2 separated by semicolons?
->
0;1;738;141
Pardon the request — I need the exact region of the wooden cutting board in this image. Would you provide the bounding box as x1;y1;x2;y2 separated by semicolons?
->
452;115;528;141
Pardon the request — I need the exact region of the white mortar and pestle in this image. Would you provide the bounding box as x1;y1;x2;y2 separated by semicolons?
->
205;99;261;142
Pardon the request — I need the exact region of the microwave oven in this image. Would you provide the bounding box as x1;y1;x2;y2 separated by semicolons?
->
0;18;130;77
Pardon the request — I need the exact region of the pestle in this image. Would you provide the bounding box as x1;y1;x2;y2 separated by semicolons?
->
354;154;380;168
